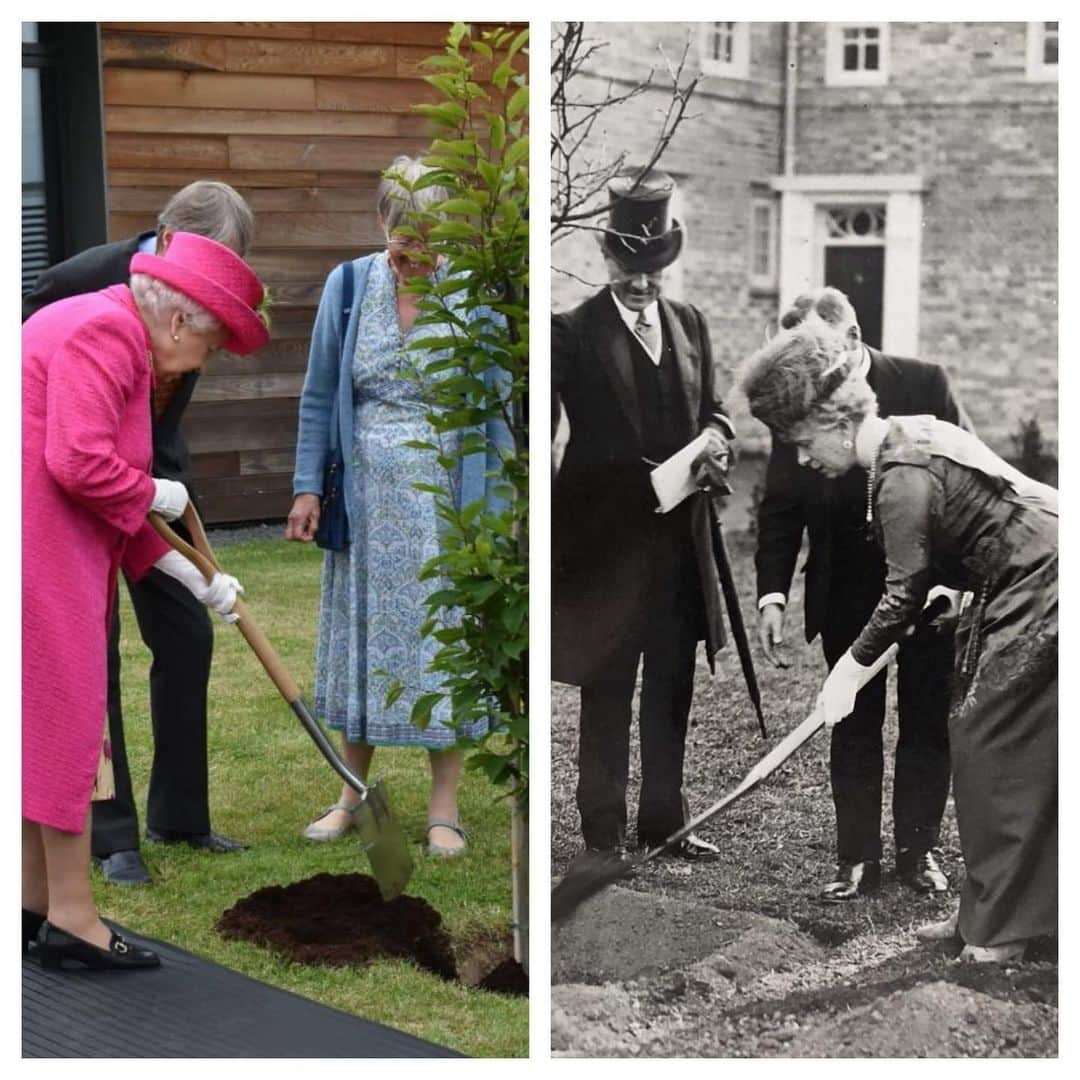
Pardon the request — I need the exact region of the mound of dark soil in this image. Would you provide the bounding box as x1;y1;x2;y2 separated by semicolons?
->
218;872;456;978
478;959;529;996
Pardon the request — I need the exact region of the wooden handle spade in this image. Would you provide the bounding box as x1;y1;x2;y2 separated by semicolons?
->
149;506;302;703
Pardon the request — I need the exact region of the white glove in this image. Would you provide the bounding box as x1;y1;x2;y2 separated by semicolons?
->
816;649;873;729
150;478;189;522
925;585;963;622
154;550;244;623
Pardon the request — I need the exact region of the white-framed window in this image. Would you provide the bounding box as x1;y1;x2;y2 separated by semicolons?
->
825;23;889;87
701;22;750;80
749;196;777;290
1026;21;1058;82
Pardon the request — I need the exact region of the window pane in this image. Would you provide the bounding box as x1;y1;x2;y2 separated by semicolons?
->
843;27;858;40
865;44;879;70
844;43;859;70
865;27;879;40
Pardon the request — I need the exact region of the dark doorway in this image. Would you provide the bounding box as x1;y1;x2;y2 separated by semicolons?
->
825;246;885;350
22;23;107;294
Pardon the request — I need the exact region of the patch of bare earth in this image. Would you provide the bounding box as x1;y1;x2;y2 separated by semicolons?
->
551;501;1057;1057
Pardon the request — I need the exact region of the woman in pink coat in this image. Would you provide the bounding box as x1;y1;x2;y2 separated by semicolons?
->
22;232;268;972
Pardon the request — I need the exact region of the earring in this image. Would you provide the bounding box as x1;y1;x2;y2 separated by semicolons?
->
172;334;180;342
842;439;853;450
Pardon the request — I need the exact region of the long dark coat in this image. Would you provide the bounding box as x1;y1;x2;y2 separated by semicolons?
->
552;289;730;687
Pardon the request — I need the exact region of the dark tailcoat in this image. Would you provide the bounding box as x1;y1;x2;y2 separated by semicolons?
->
754;348;967;864
23;233;198;485
553;290;729;688
22;232;214;854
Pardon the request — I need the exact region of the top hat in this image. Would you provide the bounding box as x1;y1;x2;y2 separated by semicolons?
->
601;166;684;273
129;232;269;355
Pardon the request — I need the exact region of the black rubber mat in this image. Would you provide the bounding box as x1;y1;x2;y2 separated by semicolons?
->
22;925;462;1058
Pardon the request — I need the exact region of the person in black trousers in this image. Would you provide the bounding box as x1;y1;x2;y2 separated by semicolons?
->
552;168;735;864
754;286;968;900
22;181;256;884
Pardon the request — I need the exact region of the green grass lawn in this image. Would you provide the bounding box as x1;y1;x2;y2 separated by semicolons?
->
98;535;527;1058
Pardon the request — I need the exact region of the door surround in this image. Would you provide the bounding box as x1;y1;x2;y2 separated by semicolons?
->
770;174;926;356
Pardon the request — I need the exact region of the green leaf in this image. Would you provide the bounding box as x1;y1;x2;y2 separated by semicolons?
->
507;84;528;121
410;692;444;732
384;680;405;709
437;197;484;216
504;136;529;168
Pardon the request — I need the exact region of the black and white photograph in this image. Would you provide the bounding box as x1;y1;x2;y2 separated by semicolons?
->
550;20;1058;1057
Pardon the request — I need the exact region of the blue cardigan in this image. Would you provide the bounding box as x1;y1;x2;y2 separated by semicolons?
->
293;254;513;533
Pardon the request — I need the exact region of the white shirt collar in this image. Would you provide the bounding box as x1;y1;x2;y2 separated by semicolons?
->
857;344;871;378
608;288;662;362
137;232;157;255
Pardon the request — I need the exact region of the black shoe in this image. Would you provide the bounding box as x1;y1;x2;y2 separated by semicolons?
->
145;828;248;853
820;860;881;901
897;848;949;893
22;909;45;953
93;849;152;886
640;833;722;860
36;921;160;971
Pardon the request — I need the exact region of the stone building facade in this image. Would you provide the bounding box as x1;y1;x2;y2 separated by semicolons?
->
552;21;1058;454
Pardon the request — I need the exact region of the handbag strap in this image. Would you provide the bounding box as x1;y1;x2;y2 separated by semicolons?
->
327;259;360;457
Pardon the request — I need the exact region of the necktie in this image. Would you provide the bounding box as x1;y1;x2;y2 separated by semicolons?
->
634;309;660;358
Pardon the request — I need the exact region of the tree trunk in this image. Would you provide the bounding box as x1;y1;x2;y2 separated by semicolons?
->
511;787;529;972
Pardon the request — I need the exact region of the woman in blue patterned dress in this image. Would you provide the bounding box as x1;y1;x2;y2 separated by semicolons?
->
287;157;502;856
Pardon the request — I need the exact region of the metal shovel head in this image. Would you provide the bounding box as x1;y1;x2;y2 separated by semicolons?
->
354;777;413;901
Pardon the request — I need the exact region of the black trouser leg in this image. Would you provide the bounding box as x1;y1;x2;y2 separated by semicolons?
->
893;626;954;853
577;643;639;851
823;629;887;864
90;598;141;858
636;622;698;844
126;565;215;836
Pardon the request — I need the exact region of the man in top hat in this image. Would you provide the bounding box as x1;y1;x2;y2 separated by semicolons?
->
23;181;255;885
552;166;735;862
754;286;968;900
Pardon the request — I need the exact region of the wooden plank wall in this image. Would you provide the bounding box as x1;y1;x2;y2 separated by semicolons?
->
99;22;458;524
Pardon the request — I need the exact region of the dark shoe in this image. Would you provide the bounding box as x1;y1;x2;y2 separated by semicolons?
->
36;921;160;971
93;849;152;886
22;909;45;953
640;832;722;860
897;848;949;893
146;828;248;853
820;860;882;901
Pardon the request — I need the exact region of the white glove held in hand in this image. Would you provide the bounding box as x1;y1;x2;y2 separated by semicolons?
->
153;551;244;623
817;649;873;729
150;478;189;522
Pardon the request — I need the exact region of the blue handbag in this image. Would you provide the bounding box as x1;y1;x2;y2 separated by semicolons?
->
314;260;356;551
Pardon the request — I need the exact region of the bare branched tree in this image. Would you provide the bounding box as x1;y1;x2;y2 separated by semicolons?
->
550;22;703;252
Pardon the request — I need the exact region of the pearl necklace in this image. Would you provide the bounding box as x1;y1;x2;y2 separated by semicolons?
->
864;439;885;535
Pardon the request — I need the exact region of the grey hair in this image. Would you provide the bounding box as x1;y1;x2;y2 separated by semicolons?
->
130;272;223;336
157;180;255;256
779;286;859;334
376;156;451;234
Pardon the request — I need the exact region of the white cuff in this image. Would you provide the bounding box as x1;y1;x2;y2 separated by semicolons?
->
758;593;787;611
154;550;208;599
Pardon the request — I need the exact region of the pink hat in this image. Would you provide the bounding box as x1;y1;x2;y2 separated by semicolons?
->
129;231;269;355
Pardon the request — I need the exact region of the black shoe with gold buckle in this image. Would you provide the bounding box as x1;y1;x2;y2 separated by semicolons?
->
820;859;881;902
36;922;161;971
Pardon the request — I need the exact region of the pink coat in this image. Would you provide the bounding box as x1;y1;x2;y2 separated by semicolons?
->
23;285;169;833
